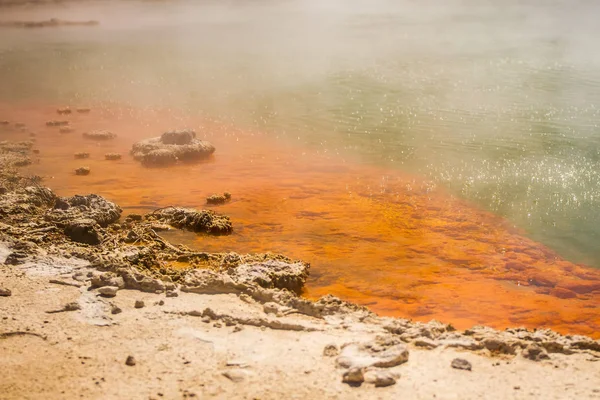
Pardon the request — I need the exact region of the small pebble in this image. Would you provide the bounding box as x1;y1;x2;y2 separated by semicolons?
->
451;358;472;371
134;300;145;309
111;305;122;315
0;287;12;297
125;356;136;366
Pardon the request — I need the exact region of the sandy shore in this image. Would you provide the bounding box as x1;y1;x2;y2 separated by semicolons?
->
1;254;600;400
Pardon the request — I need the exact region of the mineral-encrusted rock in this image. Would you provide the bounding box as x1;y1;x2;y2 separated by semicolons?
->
138;149;177;166
364;369;398;387
75;167;90;176
48;194;122;227
207;192;232;205
64;218;103;245
97;286;119;297
91;272;125;289
74;152;89;159
181;269;246;295
337;337;409;369
130;130;215;167
522;344;550;361
83;130;116;140
121;270;166;293
232;260;309;294
104;153;122;161
57;107;72;115
451;358;472;371
342;367;364;385
148;207;232;235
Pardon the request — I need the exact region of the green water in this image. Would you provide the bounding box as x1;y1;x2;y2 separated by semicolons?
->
1;0;600;266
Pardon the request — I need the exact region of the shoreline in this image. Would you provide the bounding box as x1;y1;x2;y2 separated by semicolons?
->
1;101;600;337
1;107;600;398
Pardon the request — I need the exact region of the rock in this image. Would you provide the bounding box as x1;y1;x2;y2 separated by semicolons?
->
64;218;103;245
201;316;211;323
233;325;243;332
0;287;12;297
126;214;143;221
364;369;398;387
74;152;90;159
64;302;81;311
91;272;125;289
336;337;409;369
323;344;339;357
97;286;119;297
166;290;179;298
134;300;145;309
233;260;310;295
83;130;116;140
75;167;90;176
125;356;136;366
48;193;122;227
59;127;74;134
57;107;72;115
76;108;91;114
46;120;69;127
130;130;215;167
342;367;364;385
522;344;550;361
206;192;232;205
451;358;472;371
414;338;438;349
121;271;166;293
482;338;518;355
161;129;196;145
139;149;178;167
148;207;232;235
104;153;122;161
222;370;249;383
111;305;122;315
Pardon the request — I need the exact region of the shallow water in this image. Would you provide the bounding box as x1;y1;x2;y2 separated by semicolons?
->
1;0;600;335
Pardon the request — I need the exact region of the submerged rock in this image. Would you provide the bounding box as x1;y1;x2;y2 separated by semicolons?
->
57;107;72;115
148;207;232;235
46;120;69;127
83;130;116;140
104;153;122;161
206;192;232;205
74;152;90;159
75;167;90;176
60;127;74;134
76;108;91;114
131;129;215;167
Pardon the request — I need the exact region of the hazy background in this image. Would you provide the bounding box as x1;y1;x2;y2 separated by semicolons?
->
1;0;600;267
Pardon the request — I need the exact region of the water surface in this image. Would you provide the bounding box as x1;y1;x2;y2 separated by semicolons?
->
1;0;600;334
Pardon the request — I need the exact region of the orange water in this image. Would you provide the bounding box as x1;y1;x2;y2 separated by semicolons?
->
2;101;599;338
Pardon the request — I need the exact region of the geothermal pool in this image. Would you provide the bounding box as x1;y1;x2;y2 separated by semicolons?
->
1;0;599;336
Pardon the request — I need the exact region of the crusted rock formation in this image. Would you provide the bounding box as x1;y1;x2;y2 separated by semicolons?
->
130;130;215;167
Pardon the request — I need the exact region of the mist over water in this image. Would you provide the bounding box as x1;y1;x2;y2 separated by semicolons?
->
1;0;600;267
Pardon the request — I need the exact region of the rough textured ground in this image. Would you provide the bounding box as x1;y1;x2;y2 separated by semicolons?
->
1;259;600;400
